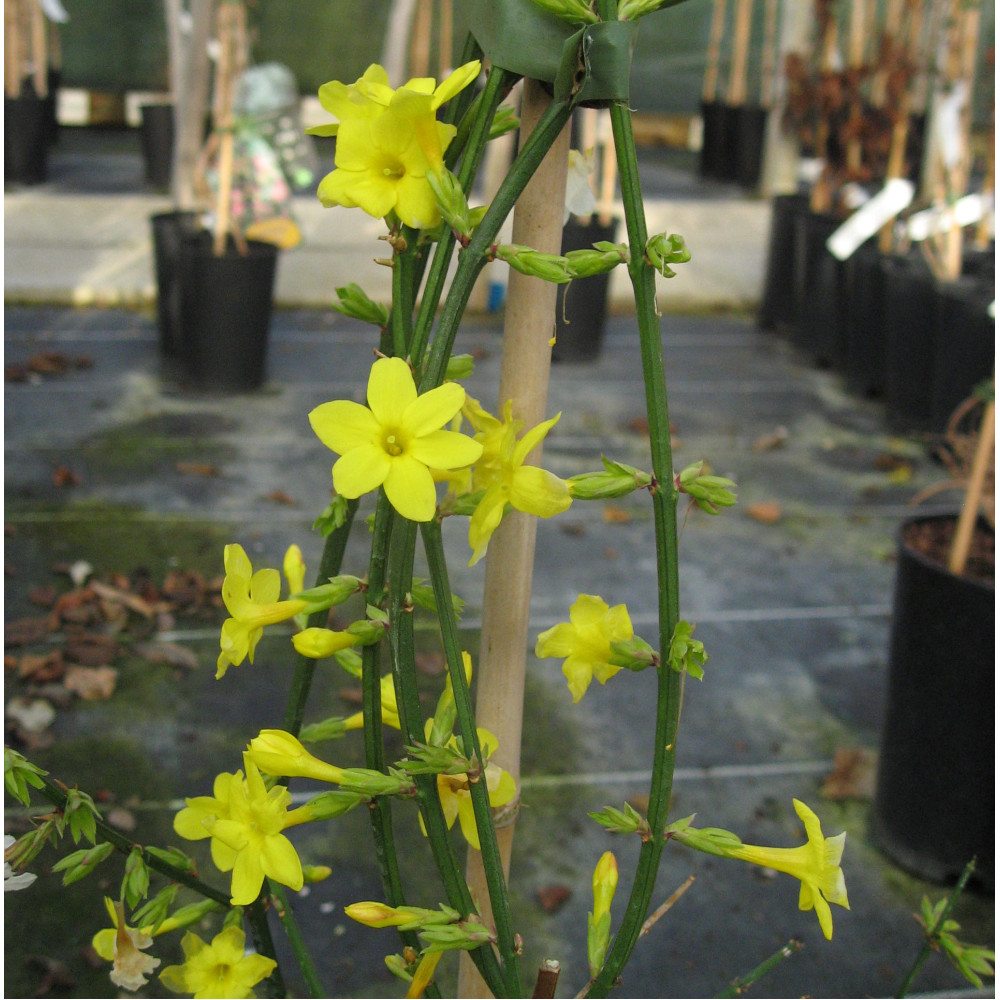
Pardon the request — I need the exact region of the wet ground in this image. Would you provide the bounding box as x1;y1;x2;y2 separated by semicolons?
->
4;300;993;999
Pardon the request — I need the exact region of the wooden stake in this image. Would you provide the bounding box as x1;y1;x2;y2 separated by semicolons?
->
409;0;432;78
702;0;727;103
597;111;617;226
726;0;752;107
949;395;995;576
456;77;571;999
29;0;47;98
760;0;778;108
438;0;452;78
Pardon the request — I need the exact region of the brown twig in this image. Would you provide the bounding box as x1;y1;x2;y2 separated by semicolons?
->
638;874;696;937
532;960;561;999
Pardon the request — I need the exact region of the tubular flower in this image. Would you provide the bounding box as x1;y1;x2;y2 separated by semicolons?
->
159;926;276;999
535;594;634;702
107;900;160;991
465;400;572;565
291;626;359;659
313;61;480;229
245;729;346;784
217;544;308;679
343;672;400;731
309;357;482;522
726;799;850;940
92;897;218;968
174;757;305;906
432;729;516;850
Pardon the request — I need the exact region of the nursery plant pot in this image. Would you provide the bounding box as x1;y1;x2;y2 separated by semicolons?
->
758;193;810;334
140;103;175;191
178;233;279;391
791;209;849;367
4;86;49;185
734;104;767;190
843;244;888;397
872;514;995;890
151;210;200;357
553;215;618;363
698;99;728;180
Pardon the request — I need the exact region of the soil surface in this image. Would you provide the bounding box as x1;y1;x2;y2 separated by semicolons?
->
903;517;995;585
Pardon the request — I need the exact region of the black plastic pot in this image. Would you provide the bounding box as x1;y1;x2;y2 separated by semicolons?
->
791;209;849;367
4;86;49;185
872;514;995;890
734;104;767;190
151;211;200;356
843;244;889;397
553;215;618;363
698;100;729;180
178;233;279;390
758;193;810;334
140;103;175;191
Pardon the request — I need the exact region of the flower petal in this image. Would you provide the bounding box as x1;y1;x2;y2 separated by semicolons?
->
260;834;304;892
468;487;507;565
509;466;572;518
230;845;266;905
403;382;466;437
562;656;594;703
569;594;610;628
411;429;483;471
333;444;392;499
457;797;481;850
383;455;438;521
368;357;417;426
309;399;380;455
512;411;562;467
535;622;577;659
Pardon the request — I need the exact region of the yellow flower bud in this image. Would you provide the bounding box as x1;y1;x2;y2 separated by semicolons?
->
292;627;358;659
246;730;345;785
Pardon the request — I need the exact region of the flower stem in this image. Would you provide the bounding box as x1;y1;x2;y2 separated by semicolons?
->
283;498;359;736
422;517;523;996
243;899;287;999
716;938;803;998
268;880;326;999
895;858;978;998
586;2;684;993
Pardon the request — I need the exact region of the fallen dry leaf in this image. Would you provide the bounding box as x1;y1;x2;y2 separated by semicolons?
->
135;641;200;670
162;570;207;607
559;522;587;537
5;696;56;733
52;466;81;487
745;501;783;524
821;747;877;800
265;490;297;506
27;585;59;608
17;650;66;683
5;617;53;646
88;579;159;619
536;885;571;913
62;633;120;667
603;505;632;524
63;665;118;701
752;426;789;452
175;462;219;477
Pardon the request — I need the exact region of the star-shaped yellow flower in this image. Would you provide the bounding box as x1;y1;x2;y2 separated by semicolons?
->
309;357;482;522
312;61;480;229
465;399;571;565
728;798;850;940
535;594;633;702
160;926;277;999
217;544;308;679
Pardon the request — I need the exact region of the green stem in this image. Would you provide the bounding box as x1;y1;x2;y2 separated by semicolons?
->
410;66;515;373
716;939;803;998
244;899;287;999
391;236;418;357
283;499;359;736
385;513;508;996
896;858;978;998
587;3;684;992
421;518;523;996
268;880;326;999
419;95;573;392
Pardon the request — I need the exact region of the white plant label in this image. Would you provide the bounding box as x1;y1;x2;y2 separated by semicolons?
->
826;179;915;260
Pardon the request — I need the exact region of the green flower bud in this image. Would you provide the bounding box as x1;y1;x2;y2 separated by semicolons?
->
122;846;150;908
313;494;353;538
676;461;737;514
385;953;415;983
495;244;573;283
588;801;648;836
666;620;707;681
525;0;599;23
346;619;386;646
489;106;520;140
396;741;471;776
567;457;652;499
299;716;351;743
300;790;366;821
336;768;415;798
301;864;334;884
645;232;691;278
444;353;475;381
332;283;390;327
420;917;496;952
564;243;628;278
608;634;658;671
4;749;46;807
294;575;363;613
51;842;114;886
427;168;473;239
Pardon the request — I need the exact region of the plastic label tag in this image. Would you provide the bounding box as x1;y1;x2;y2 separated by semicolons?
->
826;178;915;260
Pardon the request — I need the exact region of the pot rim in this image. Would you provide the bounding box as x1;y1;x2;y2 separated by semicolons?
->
896;511;995;590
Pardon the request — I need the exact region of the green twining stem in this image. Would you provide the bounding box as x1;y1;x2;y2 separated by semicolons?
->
267;880;326;999
419;94;573;393
283;498;359;736
421;518;523;997
586;1;684;994
385;514;508;996
391;236;418;357
409;66;516;373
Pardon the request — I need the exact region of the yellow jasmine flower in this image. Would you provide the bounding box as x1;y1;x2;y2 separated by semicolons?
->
246;729;347;784
174;758;306;906
344;900;419;928
535;594;633;702
588;851;618;977
343;672;400;731
291;626;359;659
106;900;160;991
309;357;482;522
92;897;218;967
727;799;849;940
431;729;516;850
407;951;443;999
466;400;572;566
160;926;276;999
314;61;480;228
217;544;308;679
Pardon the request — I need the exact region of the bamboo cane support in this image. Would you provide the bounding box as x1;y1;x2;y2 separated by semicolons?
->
702;0;727;103
949;394;995;576
760;0;778;108
410;0;432;78
438;0;453;78
598;112;617;226
726;0;752;107
5;0;23;99
211;0;246;256
29;0;47;98
456;77;571;999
